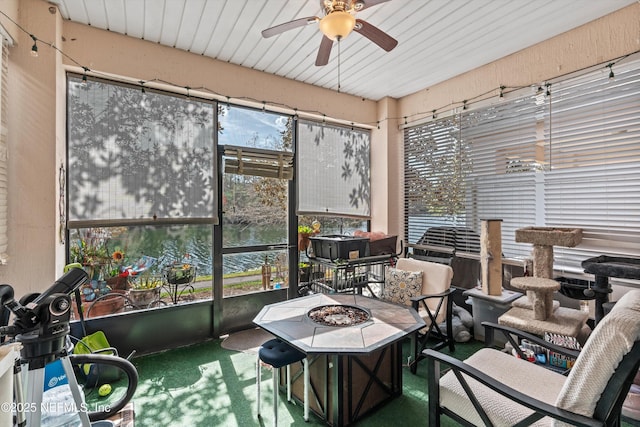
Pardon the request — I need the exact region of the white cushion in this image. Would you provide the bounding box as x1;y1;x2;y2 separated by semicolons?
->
440;348;566;426
555;289;640;418
396;258;453;324
382;267;422;306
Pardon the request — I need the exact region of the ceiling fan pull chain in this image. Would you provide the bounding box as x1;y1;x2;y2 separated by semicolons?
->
338;37;342;93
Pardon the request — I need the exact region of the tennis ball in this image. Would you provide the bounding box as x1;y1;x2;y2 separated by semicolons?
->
98;383;112;397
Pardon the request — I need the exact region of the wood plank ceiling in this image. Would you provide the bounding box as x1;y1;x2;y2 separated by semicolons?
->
49;0;636;100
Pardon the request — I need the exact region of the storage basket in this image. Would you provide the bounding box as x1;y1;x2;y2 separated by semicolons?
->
310;235;370;260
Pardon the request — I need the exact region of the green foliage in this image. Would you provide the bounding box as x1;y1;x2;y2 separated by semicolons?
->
298;225;313;235
131;272;162;290
165;263;195;285
69;227;128;278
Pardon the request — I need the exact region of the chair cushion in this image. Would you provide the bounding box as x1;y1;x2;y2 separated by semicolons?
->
382;267;423;306
396;258;453;296
440;348;566;426
396;258;453;324
555;289;640;418
258;338;305;369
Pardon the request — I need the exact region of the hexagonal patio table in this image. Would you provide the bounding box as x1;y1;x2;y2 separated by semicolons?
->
253;293;425;426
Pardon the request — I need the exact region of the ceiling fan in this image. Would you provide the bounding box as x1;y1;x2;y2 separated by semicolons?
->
261;0;398;66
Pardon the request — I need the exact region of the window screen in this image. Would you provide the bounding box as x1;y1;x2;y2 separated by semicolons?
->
297;120;370;218
67;76;216;225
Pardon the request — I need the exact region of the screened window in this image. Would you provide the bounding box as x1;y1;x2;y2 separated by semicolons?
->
218;105;293;296
404;58;640;273
67;76;216;224
66;76;217;313
298;120;371;218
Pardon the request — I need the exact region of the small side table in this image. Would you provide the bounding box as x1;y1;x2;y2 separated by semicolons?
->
463;287;523;344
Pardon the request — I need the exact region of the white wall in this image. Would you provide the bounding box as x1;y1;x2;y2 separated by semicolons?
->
0;0;64;296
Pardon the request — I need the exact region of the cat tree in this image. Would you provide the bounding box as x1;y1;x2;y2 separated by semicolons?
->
499;227;590;341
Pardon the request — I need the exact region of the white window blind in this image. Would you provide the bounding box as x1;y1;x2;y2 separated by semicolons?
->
461;97;542;258
297;120;370;218
404;96;542;258
0;40;8;263
404;115;471;246
545;60;640;273
405;58;640;273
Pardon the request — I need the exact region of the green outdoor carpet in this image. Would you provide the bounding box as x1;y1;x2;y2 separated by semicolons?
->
129;337;481;427
128;337;637;427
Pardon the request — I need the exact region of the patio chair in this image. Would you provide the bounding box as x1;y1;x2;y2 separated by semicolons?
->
382;257;455;374
425;289;640;426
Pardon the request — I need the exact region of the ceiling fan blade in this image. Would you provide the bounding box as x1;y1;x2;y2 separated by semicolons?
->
262;16;319;38
315;36;333;66
353;0;392;11
354;19;398;51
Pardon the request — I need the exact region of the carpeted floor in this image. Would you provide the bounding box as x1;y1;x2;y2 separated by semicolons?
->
129;334;482;427
129;333;638;427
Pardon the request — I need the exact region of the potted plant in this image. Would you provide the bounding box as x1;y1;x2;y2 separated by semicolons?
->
298;225;314;251
165;262;195;285
299;261;312;283
69;228;127;318
104;248;131;291
129;272;162;308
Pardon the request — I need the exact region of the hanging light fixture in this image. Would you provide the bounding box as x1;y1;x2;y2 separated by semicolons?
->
30;34;38;57
607;63;615;80
318;11;355;41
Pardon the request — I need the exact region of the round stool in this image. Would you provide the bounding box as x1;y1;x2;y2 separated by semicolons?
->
256;338;309;426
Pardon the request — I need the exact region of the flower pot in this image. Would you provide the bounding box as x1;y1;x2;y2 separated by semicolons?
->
298;233;311;251
106;276;129;291
129;287;160;308
74;290;126;318
166;266;195;285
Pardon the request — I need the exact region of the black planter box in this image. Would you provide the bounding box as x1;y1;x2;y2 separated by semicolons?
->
310;235;370;260
369;235;398;256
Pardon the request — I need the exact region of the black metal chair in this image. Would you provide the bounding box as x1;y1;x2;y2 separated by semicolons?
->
382;257;455;374
425;289;640;426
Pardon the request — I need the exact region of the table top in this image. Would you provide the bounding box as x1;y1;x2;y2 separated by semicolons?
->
253;293;425;355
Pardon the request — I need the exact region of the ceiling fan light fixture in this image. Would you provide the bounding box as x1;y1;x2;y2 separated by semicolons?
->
319;11;356;41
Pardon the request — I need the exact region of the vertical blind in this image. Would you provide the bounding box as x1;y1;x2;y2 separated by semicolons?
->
404;57;640;272
297;120;371;218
